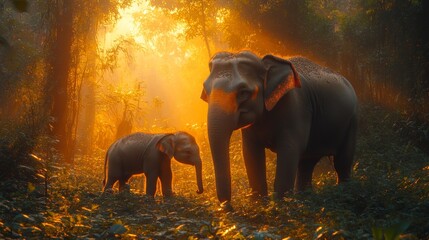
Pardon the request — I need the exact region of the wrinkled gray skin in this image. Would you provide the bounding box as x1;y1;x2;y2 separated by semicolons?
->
102;131;203;196
201;51;357;206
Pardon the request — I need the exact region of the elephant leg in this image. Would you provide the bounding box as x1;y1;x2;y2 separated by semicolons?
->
160;159;173;197
242;131;267;196
145;173;158;197
243;154;267;196
334;117;357;183
274;146;300;198
295;157;319;191
119;175;131;192
103;176;117;192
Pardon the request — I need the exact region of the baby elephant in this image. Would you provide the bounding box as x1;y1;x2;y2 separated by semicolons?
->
102;131;203;196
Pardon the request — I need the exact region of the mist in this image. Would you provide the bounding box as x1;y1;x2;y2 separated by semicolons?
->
85;2;212;149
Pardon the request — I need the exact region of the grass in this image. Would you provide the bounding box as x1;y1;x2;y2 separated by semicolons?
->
0;104;428;239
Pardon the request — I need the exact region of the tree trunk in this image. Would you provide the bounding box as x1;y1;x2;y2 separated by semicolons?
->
48;0;74;163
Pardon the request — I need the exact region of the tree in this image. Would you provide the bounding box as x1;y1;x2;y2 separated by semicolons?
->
44;0;74;163
0;0;48;179
43;0;131;163
150;0;219;58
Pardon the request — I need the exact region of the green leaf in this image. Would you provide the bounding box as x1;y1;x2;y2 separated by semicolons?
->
36;173;46;180
372;227;384;240
384;221;411;240
29;153;43;162
13;214;35;223
372;221;411;240
17;165;36;173
41;222;57;233
108;224;127;234
27;182;36;193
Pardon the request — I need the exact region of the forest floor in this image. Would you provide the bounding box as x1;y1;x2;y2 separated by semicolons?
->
0;104;428;239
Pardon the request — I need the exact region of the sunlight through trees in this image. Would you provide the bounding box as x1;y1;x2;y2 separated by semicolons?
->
0;0;428;238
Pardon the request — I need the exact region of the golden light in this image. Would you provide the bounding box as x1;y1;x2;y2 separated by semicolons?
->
216;8;230;24
95;0;211;147
92;0;302;153
103;1;145;48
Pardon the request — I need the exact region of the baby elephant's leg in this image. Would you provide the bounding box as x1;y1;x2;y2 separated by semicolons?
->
160;158;173;197
145;173;158;197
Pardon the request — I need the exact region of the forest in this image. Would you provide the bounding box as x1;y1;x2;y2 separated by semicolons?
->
0;0;428;239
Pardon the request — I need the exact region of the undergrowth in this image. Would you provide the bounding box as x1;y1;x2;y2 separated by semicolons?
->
0;104;428;239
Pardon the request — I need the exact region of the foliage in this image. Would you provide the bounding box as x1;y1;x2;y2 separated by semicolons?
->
0;0;49;180
372;220;411;240
0;0;133;176
149;1;428;144
1;104;428;239
149;0;429;151
41;0;134;163
0;1;428;238
149;0;220;57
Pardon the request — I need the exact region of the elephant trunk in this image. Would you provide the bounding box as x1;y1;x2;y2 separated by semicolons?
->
195;160;204;194
207;106;235;203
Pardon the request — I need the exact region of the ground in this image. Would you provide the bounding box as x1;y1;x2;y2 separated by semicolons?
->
0;104;428;239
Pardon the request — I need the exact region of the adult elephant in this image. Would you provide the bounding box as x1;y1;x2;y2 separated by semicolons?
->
201;51;357;208
103;131;203;196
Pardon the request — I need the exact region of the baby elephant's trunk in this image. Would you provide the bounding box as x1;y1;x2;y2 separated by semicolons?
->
195;160;204;194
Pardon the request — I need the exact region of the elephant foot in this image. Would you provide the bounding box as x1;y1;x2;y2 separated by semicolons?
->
102;188;114;195
218;201;234;213
163;192;176;198
119;184;131;193
271;192;285;201
246;190;267;199
271;189;296;201
143;195;156;203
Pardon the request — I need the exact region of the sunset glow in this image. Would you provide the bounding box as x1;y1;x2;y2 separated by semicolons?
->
97;0;212;144
2;0;428;238
103;2;147;48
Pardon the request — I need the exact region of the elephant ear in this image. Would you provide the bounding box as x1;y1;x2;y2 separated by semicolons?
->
200;53;217;103
262;55;301;111
156;134;175;159
200;88;208;102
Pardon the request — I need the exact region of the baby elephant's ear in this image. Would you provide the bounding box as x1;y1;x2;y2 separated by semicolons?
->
156;134;175;159
262;55;301;111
